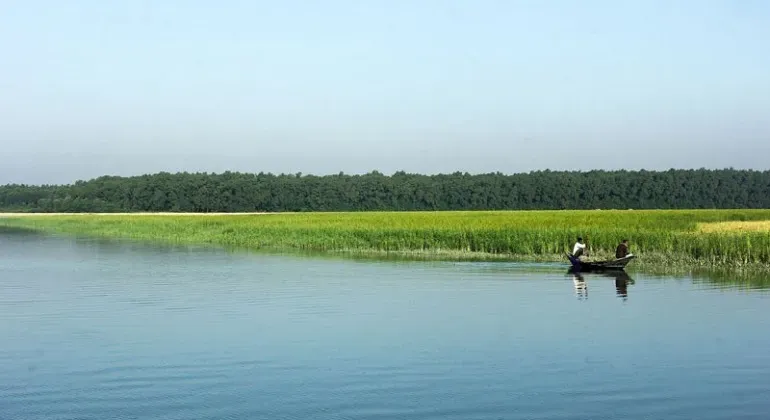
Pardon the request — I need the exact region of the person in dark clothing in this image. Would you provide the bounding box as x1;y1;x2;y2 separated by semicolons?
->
615;239;629;259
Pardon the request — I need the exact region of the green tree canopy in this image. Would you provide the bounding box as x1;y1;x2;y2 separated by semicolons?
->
1;169;768;212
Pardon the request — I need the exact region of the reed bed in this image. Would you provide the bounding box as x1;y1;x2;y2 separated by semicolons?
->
2;209;770;267
698;220;770;233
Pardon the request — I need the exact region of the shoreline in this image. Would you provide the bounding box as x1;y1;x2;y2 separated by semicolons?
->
4;225;770;288
2;211;769;277
5;222;770;273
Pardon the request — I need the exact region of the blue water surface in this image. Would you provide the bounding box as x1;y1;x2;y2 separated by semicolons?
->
1;230;769;419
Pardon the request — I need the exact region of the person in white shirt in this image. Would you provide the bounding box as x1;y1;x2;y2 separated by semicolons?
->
572;237;587;258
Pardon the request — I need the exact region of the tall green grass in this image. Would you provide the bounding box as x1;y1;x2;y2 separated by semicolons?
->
2;210;770;267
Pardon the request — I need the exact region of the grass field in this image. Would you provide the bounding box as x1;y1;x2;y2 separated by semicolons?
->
698;220;770;233
2;210;770;268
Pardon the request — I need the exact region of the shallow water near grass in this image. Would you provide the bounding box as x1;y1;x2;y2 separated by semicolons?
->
1;229;769;419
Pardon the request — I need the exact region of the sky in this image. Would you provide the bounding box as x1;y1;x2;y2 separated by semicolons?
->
1;0;769;184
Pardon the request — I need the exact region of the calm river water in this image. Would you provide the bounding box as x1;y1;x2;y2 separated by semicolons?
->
1;228;769;419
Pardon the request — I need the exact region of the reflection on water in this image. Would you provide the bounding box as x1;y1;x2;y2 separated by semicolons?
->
1;230;770;420
569;269;636;301
572;273;588;300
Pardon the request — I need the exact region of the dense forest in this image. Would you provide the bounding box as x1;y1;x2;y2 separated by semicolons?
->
1;169;769;212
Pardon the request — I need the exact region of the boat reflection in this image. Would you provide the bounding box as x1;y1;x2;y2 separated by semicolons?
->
567;268;635;301
572;272;588;300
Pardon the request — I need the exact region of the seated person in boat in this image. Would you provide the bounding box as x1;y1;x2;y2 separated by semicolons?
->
615;239;630;259
572;237;587;258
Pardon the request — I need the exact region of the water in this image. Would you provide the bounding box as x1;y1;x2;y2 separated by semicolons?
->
1;229;769;419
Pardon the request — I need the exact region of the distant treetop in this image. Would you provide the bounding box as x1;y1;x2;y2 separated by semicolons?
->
1;168;768;212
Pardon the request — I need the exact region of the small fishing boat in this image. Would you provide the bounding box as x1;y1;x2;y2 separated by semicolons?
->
566;253;635;272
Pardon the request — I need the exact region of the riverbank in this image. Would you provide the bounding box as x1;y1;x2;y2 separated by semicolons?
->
2;210;770;271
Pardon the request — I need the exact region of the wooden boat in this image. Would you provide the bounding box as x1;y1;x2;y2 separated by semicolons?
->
566;253;635;271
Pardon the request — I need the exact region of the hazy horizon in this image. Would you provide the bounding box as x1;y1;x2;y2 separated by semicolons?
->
2;1;769;185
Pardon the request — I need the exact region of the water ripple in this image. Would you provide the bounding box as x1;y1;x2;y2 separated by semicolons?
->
1;233;769;419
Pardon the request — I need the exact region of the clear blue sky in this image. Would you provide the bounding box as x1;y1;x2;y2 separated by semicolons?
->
1;0;768;184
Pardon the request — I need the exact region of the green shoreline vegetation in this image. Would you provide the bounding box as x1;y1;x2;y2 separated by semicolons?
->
3;168;770;283
2;210;770;275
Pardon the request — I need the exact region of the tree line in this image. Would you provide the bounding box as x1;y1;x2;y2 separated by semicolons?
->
1;168;768;212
